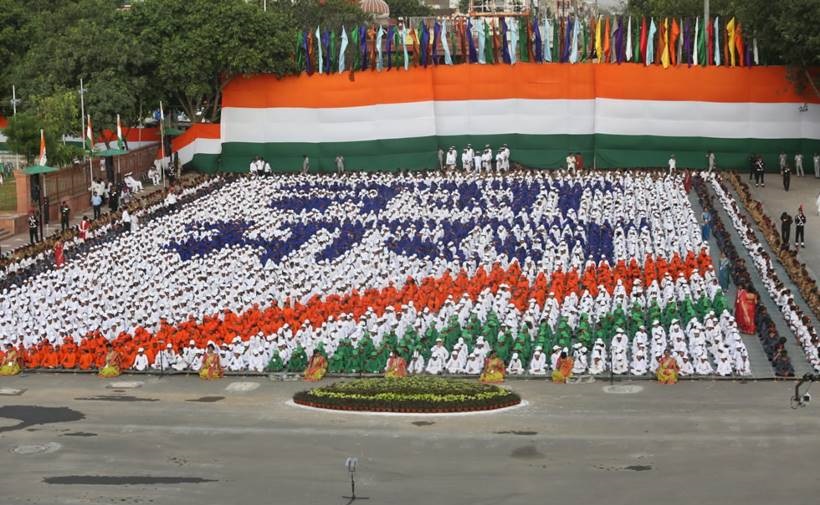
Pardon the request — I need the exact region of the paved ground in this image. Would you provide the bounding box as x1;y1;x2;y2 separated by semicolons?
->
1;375;818;505
743;173;820;279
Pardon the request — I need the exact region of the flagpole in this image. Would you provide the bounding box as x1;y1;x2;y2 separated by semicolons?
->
79;79;91;184
160;101;166;189
10;85;20;172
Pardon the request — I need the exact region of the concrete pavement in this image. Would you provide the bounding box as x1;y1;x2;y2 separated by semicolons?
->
742;173;820;280
0;375;818;505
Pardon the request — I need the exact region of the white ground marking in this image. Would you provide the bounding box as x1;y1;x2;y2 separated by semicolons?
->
11;442;62;455
0;387;25;396
225;382;260;393
107;381;144;389
602;385;644;394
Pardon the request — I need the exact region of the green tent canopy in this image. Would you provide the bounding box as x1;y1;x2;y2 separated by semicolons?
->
23;164;58;175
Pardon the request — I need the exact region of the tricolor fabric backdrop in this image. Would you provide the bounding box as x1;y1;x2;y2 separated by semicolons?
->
176;64;820;172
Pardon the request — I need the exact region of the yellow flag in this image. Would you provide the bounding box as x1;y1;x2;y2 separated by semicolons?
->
660;18;670;68
595;16;603;61
726;17;736;66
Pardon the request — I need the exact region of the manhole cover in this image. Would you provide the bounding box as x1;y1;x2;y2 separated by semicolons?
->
225;382;259;393
602;385;644;394
12;442;62;455
106;381;143;389
0;388;25;396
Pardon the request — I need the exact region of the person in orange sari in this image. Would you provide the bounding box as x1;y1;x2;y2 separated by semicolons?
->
734;287;758;334
480;351;506;384
656;350;680;384
199;344;223;380
0;343;22;376
384;350;407;378
304;350;328;382
551;351;574;384
98;343;122;378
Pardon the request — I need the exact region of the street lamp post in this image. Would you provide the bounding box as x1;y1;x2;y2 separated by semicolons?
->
10;86;21;171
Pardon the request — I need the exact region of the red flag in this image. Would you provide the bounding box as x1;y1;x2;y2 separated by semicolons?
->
735;22;745;66
656;18;665;64
603;16;611;61
707;17;714;65
639;16;648;62
589;15;596;59
306;30;315;75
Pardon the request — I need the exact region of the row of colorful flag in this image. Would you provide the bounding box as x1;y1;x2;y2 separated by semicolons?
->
296;15;758;75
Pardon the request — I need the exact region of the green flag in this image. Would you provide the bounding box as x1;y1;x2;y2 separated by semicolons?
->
484;20;493;64
296;30;304;70
697;17;707;66
393;27;401;69
581;18;588;61
351;26;359;70
519;16;529;62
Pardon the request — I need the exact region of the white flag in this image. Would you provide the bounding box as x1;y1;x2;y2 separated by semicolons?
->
315;26;323;74
442;20;453;65
339;26;348;73
625;16;633;61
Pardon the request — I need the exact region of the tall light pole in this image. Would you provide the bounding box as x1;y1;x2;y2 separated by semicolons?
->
10;86;21;171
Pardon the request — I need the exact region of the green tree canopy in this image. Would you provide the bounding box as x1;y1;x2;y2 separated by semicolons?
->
125;0;298;123
389;0;434;19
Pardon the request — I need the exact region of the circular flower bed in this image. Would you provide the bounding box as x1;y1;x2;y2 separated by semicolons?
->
293;377;521;413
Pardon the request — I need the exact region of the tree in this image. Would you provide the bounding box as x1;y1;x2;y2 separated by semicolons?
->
284;0;367;31
4;112;41;164
2;0;150;134
732;0;820;96
31;90;79;142
125;0;298;123
389;0;433;19
624;0;819;97
625;0;732;19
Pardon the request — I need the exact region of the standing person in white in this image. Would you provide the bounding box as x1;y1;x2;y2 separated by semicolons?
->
668;154;677;175
445;146;457;171
566;152;576;174
794;153;804;176
706;151;716;175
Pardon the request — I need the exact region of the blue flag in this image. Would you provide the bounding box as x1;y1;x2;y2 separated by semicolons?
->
500;18;511;64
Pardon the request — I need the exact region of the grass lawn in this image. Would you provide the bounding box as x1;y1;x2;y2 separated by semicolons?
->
0;173;17;211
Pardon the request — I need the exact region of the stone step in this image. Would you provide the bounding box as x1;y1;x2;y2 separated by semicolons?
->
686;187;775;378
703;176;814;377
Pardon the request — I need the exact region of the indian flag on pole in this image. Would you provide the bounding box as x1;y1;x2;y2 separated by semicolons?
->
116;114;126;150
38;129;47;166
85;115;94;153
